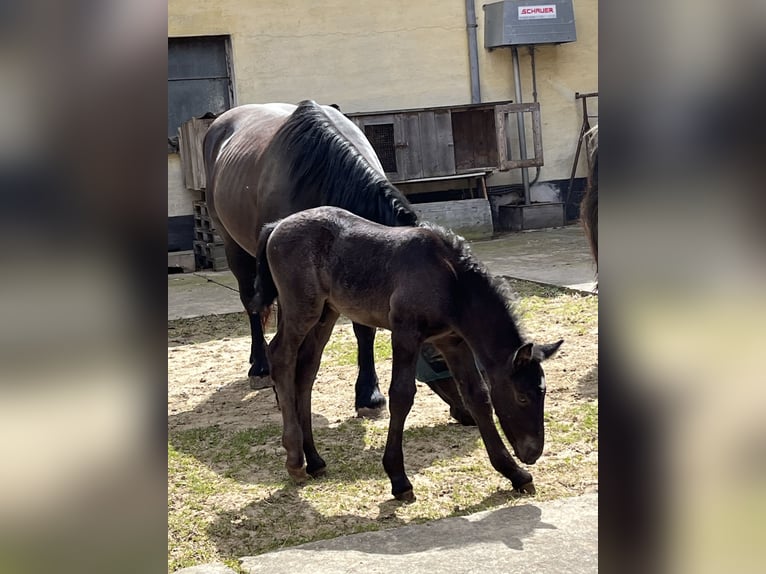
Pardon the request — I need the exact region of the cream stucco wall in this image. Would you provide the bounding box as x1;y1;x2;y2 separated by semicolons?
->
168;0;597;186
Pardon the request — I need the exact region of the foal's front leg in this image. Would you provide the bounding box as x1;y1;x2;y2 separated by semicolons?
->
382;331;420;502
436;341;535;493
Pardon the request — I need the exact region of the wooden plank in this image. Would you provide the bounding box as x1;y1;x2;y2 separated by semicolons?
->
481;109;499;167
178;117;215;191
495;105;512;171
345;100;513;118
419;111;438;175
451;111;475;171
394;113;422;180
433;110;456;176
472;110;489;168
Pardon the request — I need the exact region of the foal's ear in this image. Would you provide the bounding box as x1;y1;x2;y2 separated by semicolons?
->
511;343;535;369
537;339;564;361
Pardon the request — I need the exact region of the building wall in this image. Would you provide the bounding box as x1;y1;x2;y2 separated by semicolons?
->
168;0;597;195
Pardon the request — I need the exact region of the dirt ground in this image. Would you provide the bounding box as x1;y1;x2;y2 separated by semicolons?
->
168;281;597;569
168;302;597;438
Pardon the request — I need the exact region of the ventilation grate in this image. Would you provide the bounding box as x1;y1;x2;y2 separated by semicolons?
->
364;123;397;173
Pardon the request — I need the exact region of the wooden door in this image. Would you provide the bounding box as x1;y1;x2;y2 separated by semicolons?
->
419;110;456;177
393;113;423;180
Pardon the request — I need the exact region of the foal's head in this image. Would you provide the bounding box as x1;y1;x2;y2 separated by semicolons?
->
489;339;563;465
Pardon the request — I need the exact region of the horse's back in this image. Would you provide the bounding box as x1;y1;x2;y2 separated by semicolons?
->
267;207;452;329
203;101;387;254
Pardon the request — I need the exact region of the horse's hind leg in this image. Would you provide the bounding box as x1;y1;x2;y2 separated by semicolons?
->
223;238;271;389
352;323;387;417
295;307;340;477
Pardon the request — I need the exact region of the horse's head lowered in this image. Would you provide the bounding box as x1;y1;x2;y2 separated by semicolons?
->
487;339;563;465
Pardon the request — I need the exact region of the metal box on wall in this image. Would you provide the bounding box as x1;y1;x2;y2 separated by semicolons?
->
484;0;576;48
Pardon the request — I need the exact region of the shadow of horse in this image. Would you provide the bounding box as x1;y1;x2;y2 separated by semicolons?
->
577;364;598;399
209;485;553;561
169;376;483;487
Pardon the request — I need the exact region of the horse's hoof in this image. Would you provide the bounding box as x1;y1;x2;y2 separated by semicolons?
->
308;465;327;479
450;407;476;426
514;481;536;495
286;465;309;484
249;375;273;390
394;489;416;503
356;406;386;419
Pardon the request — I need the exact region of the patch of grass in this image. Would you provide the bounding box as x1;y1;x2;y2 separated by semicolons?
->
321;325;392;367
514;287;597;337
168;278;597;570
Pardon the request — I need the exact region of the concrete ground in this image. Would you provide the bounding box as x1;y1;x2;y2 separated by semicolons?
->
169;224;598;573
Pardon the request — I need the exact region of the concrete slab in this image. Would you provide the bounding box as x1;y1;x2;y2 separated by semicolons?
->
239;493;597;574
469;226;597;292
173;563;237;574
168;225;595;321
168;271;241;320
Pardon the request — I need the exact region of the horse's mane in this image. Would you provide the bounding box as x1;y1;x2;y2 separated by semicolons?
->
418;222;524;339
267;100;418;227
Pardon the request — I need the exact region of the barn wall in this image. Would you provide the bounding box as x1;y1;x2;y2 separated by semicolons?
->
414;199;494;240
168;1;597;239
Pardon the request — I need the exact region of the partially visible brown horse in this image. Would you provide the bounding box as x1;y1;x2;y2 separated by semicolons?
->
580;125;598;274
254;206;563;501
202;100;416;415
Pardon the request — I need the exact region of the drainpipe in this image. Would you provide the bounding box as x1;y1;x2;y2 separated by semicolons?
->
511;45;530;204
465;0;481;104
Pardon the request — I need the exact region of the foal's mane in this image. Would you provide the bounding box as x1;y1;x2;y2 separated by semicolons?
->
419;222;520;325
268;100;418;227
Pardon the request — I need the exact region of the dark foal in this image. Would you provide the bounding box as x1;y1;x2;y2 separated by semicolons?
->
255;207;563;501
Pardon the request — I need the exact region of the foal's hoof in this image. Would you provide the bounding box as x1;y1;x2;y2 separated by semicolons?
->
286;465;309;484
249;374;273;390
514;481;536;495
394;489;416;503
356;406;386;419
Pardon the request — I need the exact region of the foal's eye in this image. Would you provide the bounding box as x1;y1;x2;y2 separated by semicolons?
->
517;394;530;405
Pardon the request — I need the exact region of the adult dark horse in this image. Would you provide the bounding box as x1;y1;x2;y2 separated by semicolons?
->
202;101;417;416
254;206;563;501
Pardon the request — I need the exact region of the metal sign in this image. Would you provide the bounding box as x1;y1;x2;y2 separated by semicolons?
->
518;5;557;20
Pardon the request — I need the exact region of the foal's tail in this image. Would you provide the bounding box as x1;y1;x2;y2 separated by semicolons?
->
253;222;279;315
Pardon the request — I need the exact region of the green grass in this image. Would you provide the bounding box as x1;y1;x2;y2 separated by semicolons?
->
321;325;392;366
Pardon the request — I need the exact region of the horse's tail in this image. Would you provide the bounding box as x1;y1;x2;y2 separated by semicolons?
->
253;222;279;314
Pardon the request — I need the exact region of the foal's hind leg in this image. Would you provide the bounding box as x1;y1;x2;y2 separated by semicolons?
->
295;307;340;477
223;239;271;389
352;323;387;418
268;325;310;482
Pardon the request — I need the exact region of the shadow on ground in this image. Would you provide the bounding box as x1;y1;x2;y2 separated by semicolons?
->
208;484;544;560
577;365;598;399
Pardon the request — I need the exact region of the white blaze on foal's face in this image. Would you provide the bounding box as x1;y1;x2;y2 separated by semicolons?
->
540;375;546;391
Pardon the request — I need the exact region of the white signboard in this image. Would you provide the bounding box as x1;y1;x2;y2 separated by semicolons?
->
518;5;557;20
